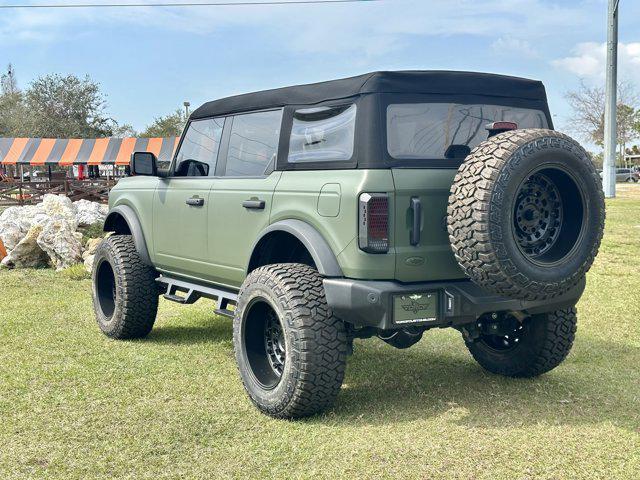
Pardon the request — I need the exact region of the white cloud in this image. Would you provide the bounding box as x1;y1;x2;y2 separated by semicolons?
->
553;42;640;80
491;36;539;58
0;0;590;58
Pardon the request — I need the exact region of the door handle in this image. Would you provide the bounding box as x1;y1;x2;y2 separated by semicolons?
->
186;197;205;207
242;199;266;210
410;197;421;246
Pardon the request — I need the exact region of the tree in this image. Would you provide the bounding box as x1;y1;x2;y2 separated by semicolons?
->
626;144;640;167
0;64;24;137
140;109;186;137
16;74;118;138
589;150;604;170
565;81;640;166
1;63;18;96
112;123;137;137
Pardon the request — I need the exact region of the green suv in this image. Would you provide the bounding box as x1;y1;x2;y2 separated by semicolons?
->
92;71;605;419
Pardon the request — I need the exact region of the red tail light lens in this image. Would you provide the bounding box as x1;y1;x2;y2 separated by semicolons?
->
358;193;389;253
485;121;518;137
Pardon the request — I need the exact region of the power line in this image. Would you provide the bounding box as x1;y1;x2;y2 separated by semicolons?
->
0;0;379;8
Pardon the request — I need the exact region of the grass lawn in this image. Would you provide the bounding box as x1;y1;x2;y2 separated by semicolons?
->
1;186;639;480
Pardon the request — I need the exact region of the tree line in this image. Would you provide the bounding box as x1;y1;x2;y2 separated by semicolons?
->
0;64;186;139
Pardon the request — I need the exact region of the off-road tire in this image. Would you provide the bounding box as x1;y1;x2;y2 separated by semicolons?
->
233;263;348;419
447;129;605;301
92;235;158;339
465;307;577;377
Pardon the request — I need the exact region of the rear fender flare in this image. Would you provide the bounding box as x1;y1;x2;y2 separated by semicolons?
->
249;220;343;277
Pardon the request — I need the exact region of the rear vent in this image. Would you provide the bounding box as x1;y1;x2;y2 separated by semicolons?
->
358;193;389;254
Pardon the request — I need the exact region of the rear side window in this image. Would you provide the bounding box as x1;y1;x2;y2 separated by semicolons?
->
387;103;548;160
224;109;283;176
174;117;224;176
288;104;356;163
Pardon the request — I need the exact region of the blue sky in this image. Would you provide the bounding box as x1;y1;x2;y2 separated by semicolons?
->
2;0;640;142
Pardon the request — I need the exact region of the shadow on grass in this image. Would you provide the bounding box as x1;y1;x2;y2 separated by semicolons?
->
140;318;639;432
329;335;639;432
146;320;232;345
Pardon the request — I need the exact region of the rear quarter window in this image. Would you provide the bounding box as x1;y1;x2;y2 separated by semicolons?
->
288;104;356;163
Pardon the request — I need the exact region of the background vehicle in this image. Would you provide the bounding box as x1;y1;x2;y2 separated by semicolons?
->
91;71;605;419
600;168;639;182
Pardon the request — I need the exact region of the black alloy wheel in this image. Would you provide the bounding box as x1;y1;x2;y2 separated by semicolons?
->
512;166;585;266
476;317;525;352
95;258;117;320
243;298;286;390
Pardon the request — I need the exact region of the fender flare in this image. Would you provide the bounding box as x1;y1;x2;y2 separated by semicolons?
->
103;205;152;266
250;219;343;277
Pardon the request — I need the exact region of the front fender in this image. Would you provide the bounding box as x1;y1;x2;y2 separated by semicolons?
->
104;205;152;266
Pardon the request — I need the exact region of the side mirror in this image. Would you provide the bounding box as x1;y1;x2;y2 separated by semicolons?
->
130;151;158;176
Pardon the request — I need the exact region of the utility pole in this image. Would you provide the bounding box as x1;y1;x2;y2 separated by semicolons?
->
183;101;191;119
603;0;619;198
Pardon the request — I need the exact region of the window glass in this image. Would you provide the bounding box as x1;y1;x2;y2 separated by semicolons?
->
174;117;224;176
288;104;356;163
387;104;548;160
225;110;283;176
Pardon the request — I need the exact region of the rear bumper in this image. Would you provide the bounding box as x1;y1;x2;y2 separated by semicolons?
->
323;277;585;330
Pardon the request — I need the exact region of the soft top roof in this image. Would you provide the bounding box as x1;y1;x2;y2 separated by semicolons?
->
191;70;548;120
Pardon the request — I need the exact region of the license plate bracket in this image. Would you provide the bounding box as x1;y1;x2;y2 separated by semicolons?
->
392;292;439;325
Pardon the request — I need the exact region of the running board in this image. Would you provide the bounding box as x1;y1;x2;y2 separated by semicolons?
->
156;275;238;318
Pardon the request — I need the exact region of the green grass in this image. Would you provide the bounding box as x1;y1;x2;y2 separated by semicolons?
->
59;263;91;281
1;187;639;480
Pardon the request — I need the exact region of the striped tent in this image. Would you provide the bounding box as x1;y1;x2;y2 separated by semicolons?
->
0;137;178;166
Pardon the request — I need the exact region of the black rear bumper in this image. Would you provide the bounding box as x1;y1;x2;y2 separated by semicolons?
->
323;277;585;330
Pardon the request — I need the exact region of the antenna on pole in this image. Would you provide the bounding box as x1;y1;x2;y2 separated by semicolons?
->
183;101;191;119
603;0;619;198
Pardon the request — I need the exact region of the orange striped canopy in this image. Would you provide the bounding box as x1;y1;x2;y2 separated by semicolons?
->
0;137;179;166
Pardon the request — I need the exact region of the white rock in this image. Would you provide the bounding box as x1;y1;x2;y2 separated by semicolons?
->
36;217;84;270
0;207;27;251
0;205;38;251
84;254;96;273
74;199;108;227
0;224;49;269
40;194;78;230
83;238;103;258
0;195;107;270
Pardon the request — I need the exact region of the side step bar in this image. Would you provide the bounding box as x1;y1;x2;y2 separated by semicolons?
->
156;275;239;318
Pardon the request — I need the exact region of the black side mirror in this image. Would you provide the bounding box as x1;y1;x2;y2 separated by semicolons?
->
130;151;158;176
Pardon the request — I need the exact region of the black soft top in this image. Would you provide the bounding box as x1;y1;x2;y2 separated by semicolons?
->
191;70;548;120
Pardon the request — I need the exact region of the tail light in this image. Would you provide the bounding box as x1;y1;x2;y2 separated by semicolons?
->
358;193;389;253
485;121;518;137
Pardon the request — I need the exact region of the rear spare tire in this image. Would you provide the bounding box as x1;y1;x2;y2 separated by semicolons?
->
447;129;605;301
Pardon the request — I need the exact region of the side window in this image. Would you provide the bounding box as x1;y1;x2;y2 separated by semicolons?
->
225;109;282;177
288;104;356;163
174;117;224;177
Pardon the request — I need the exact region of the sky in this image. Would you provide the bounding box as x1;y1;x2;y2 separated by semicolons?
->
2;0;640;142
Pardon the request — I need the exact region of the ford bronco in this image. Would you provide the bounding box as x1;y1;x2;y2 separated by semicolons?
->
92;71;605;419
